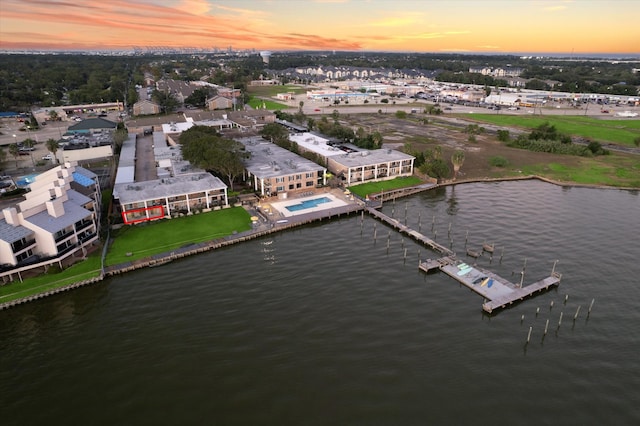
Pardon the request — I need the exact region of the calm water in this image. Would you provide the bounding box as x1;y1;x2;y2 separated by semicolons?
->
1;181;639;425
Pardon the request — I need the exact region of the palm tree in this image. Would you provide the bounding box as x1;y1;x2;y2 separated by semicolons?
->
0;146;6;171
8;143;20;168
46;138;59;164
22;138;36;166
451;150;465;180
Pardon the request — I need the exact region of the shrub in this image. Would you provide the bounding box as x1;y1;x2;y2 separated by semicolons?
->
489;156;509;167
497;130;510;142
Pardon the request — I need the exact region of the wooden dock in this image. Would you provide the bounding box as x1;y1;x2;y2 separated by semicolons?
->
366;206;561;314
421;259;561;314
365;207;454;256
481;275;561;313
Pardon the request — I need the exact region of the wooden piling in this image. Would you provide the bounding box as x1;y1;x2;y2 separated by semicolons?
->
574;305;581;320
558;311;563;327
544;318;549;335
527;326;532;343
588;298;595;314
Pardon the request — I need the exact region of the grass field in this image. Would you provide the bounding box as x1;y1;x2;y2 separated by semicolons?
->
247;97;289;110
519;154;640;187
348;176;423;197
105;207;252;265
0;253;102;303
247;84;308;97
465;114;640;146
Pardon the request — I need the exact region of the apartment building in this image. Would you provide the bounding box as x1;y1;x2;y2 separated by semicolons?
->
290;132;415;186
112;136;228;225
239;137;327;197
0;163;100;281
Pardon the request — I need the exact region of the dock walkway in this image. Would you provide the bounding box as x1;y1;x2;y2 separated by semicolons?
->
365;207;454;256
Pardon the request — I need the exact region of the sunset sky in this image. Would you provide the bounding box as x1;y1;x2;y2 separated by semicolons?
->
0;0;638;54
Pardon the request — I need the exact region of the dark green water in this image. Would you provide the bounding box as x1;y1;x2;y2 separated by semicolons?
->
1;181;639;425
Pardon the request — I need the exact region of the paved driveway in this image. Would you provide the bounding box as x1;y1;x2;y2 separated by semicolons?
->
135;133;157;182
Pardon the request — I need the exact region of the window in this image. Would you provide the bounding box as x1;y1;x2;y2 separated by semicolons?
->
277;186;284;192
276;177;284;183
306;181;314;187
289;184;294;190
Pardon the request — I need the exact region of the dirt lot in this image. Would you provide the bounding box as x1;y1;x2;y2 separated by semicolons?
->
338;112;587;181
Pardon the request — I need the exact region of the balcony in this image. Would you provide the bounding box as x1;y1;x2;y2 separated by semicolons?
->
75;220;94;232
54;229;75;243
79;232;97;244
12;238;36;253
57;242;78;256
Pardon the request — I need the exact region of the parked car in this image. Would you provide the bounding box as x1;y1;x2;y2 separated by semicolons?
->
42;154;53;161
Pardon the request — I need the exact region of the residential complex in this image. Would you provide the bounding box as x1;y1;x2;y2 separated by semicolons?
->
239;137;326;197
112;133;228;225
0;163;100;282
290;132;415;185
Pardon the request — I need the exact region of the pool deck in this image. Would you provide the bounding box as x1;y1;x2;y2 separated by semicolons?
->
267;193;351;218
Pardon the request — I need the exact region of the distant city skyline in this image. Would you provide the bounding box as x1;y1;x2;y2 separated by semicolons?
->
1;0;639;55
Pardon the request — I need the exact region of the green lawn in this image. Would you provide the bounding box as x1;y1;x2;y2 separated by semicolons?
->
105;207;252;265
466;114;640;147
0;253;103;303
247;97;289;110
348;176;424;198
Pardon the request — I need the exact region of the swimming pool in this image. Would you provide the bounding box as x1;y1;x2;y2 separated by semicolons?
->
285;196;332;212
16;173;39;188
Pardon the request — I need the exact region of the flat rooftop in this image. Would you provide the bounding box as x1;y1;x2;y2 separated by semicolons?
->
113;172;227;204
289;133;345;158
239;137;325;179
330;149;415;168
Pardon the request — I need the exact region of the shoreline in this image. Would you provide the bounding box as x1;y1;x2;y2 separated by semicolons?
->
0;175;635;310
